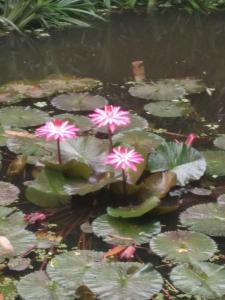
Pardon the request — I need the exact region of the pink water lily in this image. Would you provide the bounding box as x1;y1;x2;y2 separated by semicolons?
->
185;133;197;146
120;246;136;260
106;146;144;172
24;212;47;224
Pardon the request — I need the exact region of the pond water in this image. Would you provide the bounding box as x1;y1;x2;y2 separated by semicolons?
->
1;11;225;300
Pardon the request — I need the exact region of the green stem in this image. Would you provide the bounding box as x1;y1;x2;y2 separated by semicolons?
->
107;125;113;151
57;139;62;164
122;169;127;198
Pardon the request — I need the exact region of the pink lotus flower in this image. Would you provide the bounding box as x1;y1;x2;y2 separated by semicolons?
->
185;133;197;146
35;118;80;141
106;146;144;171
24;212;47;224
89;105;130;133
120;246;136;260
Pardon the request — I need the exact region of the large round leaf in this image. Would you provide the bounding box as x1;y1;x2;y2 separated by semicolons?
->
150;230;217;263
51;93;108;111
92;214;161;246
180;203;225;236
83;262;163;300
148;142;206;186
170;262;225;298
0;207;25;231
47;250;104;294
0;91;23;104
203;150;225;176
0;182;20;206
144;101;194;118
54;114;93;131
159;78;206;94
0;107;49;128
25;168;71;208
214;135;225;150
17;271;72;300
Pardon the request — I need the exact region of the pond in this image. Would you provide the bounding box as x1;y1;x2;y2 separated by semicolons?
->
1;11;225;300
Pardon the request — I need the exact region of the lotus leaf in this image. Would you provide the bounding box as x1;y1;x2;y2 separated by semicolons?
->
148;142;206;186
170;262;225;298
17;271;72;300
150;230;217;263
203;150;225;176
144;101;194;118
0;207;25;230
0;182;20;206
214;135;225;150
25;168;71;208
83;262;163;300
51;93;107;111
0;91;23;104
159;78;206;94
180;203;225;236
0;107;49;128
47;250;104;294
92;214;161;246
54;114;93;131
8;257;31;271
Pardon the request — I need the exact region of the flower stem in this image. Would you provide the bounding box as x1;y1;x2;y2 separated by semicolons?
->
57;139;62;164
122;169;127;198
107;125;113;151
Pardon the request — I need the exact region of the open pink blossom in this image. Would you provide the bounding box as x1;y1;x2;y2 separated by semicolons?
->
120;246;136;260
24;212;47;224
35;118;80;141
106;146;144;171
185;133;197;146
89;105;130;133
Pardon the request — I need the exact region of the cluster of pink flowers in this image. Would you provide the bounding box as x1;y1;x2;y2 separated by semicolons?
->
24;212;47;224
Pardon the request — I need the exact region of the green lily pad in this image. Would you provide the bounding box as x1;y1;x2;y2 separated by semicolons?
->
8;257;31;271
144;101;194;118
0;107;49;128
0;182;20;206
83;262;163;300
159;78;206;94
47;250;104;295
17;271;72;300
148;142;206;186
0;207;25;231
51;93;108;111
214;135;225;150
150;230;217;263
54;114;93;131
25;168;71;208
180;203;225;236
96;114;148;134
0;91;23;104
92;214;161;246
129;82;186;101
107;196;160;218
0;276;17;300
203;150;225;176
0;81;46;99
170;262;225;298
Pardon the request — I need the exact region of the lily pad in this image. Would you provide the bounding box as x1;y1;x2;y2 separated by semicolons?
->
83;262;163;300
150;230;217;263
159;78;206;94
25;168;71;208
92;214;161;246
107;196;160;218
0;276;17;300
214;135;225;150
0;182;20;206
180;203;225;236
203;150;225;176
170;262;225;298
148;142;206;186
144;101;194;118
17;271;72;300
0;107;49;128
54;114;93;131
0;207;25;230
47;250;104;295
129;82;186;101
0;91;23;104
51;93;108;111
8;257;31;271
0;81;46;99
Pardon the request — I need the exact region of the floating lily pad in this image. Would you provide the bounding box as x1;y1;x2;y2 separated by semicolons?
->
0;182;20;206
144;101;194;118
0;91;22;104
148;142;206;186
54;114;93;131
17;271;72;300
189;187;212;196
180;203;225;236
96;114;148;134
160;78;206;94
8;257;31;271
170;262;225;298
0;107;49;128
25;168;71;208
92;214;161;246
0;81;46;99
107;196;160;218
47;250;104;295
150;230;217;263
0;276;17;300
0;207;25;230
51;93;107;111
203;150;225;176
83;262;163;300
129;82;186;101
214;135;225;150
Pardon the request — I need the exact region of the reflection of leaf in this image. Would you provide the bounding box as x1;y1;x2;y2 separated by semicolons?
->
180;203;225;236
92;214;161;246
150;230;217;263
170;262;225;298
26;168;71;208
148;142;206;186
83;262;163;300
